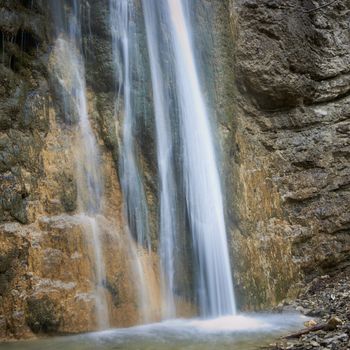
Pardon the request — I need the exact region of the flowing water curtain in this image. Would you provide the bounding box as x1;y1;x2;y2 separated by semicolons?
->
110;0;151;251
49;0;109;329
165;0;236;316
142;0;181;319
109;0;164;323
142;0;237;317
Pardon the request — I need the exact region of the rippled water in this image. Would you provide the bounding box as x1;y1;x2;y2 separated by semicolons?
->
0;313;306;350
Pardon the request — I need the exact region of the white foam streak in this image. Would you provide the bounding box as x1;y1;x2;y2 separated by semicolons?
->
165;0;236;316
54;2;110;329
110;0;150;250
142;0;178;319
109;0;156;323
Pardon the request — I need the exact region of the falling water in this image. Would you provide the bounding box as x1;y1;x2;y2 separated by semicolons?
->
109;0;159;323
110;0;150;250
142;0;236;317
81;215;109;330
50;0;109;329
142;0;179;319
166;0;236;316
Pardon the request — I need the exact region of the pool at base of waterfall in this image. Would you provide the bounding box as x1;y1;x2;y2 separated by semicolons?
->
0;313;307;350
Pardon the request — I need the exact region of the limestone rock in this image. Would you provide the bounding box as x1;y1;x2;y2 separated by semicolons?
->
225;0;350;308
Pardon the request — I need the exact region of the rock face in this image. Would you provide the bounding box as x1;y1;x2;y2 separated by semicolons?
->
0;215;149;338
225;0;350;308
0;0;49;224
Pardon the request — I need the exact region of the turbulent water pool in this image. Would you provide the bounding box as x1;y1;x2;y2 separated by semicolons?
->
0;313;306;350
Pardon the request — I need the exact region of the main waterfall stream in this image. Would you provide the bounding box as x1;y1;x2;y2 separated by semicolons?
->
140;0;237;318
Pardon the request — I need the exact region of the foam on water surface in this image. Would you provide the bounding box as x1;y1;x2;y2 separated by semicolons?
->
0;313;307;350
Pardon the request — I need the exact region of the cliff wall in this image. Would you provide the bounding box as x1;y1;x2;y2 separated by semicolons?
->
227;0;350;308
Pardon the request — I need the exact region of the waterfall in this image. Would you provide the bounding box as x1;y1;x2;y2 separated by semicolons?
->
110;0;150;250
109;0;159;323
50;0;109;329
48;0;236;330
142;0;237;317
142;0;179;319
166;0;236;317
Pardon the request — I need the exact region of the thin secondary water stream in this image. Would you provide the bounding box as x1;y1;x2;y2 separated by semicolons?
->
50;0;109;330
0;314;306;350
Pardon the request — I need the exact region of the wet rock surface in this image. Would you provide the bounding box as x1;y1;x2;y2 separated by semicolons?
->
0;215;145;339
227;0;350;308
266;267;350;349
0;0;49;224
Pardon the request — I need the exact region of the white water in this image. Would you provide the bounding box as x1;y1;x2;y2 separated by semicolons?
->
110;0;150;250
60;0;236;324
109;0;157;323
0;313;307;350
142;0;178;319
166;0;236;317
52;1;109;330
142;0;236;317
81;215;109;330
